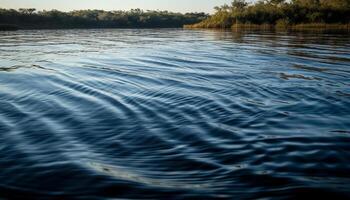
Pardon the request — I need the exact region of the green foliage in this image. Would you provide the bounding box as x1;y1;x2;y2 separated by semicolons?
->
0;8;208;29
187;0;350;28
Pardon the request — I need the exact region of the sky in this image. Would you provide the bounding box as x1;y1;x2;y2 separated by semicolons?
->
0;0;242;13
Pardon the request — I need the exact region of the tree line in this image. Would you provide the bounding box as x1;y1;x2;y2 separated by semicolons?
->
0;8;208;30
185;0;350;28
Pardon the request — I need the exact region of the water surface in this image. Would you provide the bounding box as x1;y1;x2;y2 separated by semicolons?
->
0;29;350;199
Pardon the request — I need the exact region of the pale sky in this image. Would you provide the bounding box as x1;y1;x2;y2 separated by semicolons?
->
0;0;255;13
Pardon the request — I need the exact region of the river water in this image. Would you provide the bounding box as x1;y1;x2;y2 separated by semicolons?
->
0;29;350;199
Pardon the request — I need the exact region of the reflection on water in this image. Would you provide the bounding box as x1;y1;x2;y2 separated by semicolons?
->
87;161;209;189
292;64;329;72
0;64;50;72
279;73;320;80
0;29;350;199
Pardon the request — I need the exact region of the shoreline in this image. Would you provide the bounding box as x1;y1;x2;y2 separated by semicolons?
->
2;24;349;32
0;25;190;31
185;23;350;29
184;23;350;32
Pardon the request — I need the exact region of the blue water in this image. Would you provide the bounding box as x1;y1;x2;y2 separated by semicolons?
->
0;29;350;199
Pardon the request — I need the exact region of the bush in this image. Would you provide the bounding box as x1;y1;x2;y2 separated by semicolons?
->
186;0;350;28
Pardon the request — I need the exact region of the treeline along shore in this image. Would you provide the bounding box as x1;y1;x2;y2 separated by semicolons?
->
184;0;350;29
1;0;349;31
0;8;208;30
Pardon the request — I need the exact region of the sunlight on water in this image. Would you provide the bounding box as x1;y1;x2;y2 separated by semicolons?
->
0;29;350;199
87;161;210;189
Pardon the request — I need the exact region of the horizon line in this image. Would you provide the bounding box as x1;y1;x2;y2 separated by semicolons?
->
0;7;210;14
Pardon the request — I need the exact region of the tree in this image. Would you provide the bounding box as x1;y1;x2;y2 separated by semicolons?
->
0;8;207;29
18;8;36;14
186;0;350;28
231;0;248;9
269;0;286;5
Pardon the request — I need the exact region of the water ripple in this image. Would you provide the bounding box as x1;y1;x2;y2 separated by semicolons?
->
0;29;350;199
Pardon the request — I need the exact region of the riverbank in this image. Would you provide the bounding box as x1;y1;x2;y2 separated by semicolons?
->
184;0;350;32
184;23;350;32
0;9;207;31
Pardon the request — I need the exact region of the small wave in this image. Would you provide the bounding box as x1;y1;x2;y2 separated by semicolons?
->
86;161;210;190
0;29;350;199
279;73;321;80
0;64;53;72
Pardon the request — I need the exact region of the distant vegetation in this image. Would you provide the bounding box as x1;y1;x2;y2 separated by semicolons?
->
0;8;208;29
185;0;350;28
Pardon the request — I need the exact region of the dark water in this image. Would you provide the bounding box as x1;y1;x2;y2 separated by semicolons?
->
0;29;350;199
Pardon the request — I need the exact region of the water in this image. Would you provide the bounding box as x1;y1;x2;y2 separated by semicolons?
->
0;29;350;199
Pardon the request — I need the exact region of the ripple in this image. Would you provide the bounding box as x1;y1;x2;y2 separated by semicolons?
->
86;161;210;190
0;29;350;199
279;73;321;80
